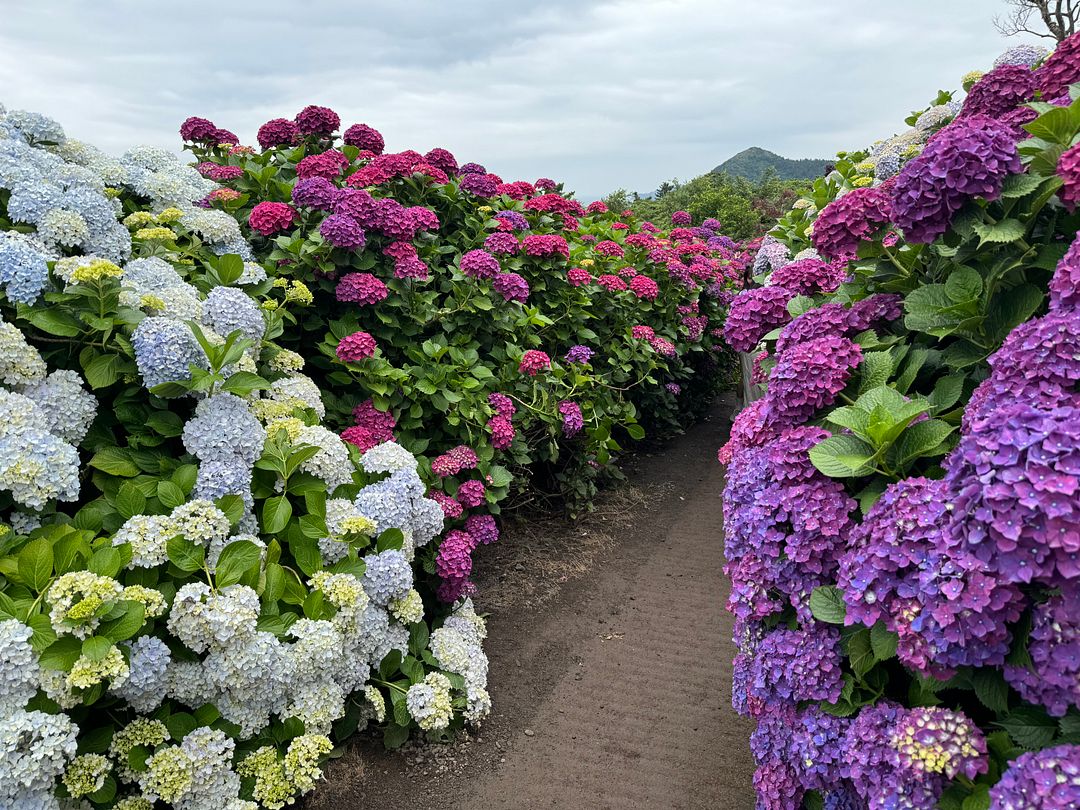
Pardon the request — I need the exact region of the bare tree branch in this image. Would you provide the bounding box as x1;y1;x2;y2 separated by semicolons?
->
996;0;1079;41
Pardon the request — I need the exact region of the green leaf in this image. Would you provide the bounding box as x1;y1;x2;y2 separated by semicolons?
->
985;283;1045;343
115;482;147;520
39;636;83;671
928;375;965;413
944;266;983;303
216;253;246;284
221;371;270;397
973;218;1027;246
215;540;262;588
1000;172;1045;198
858;351;894;395
216;494;246;528
383;723;410;750
156;481;186;510
808;434;876;478
486;465;513;488
847;627;875;677
23;307;82;337
809;586;846;624
377;528;404;552
888;419;954;471
165;712;198;742
100;601;146;643
995;706;1058;749
971;667;1010;715
89;448;141;478
870;622;898;661
262;496;293;535
290;535;323;577
962;784;991;810
18;537;54;592
82;353;122;390
82;636;113;662
625;424;646;441
27;613;56;652
166;535;205;573
145;411;185;438
87;547;122;578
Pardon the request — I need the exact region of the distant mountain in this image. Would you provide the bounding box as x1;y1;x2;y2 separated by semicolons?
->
712;147;830;182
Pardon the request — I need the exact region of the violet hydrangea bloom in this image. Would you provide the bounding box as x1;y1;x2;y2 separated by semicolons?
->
749;624;844;704
959;64;1037;120
1004;591;1080;716
890;115;1021;243
1058;142;1080;211
769;257;847;295
811;186;893;260
319;214;366;250
890;707;988;783
336;272;388;305
565;345;594;364
722;286;795;353
291;177;341;211
484;232;520;255
838;477;1025;676
774;302;852;355
465;514;499;545
1051;232;1080;310
493;272;529;303
460;249;500;279
990;745;1080;809
763;335;862;429
557;400;583;437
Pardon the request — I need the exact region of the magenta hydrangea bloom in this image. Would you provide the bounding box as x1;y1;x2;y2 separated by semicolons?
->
567;267;591;286
671;210;692;226
629;274;659;300
484;232;520;255
465;514;499;545
812;185;894;258
722;286;796;353
488;414;515;449
295;104;340;136
456;479;487;508
343;123;385;154
717;399;775;465
518;349;551;376
960;64;1037;119
336;272;388;305
598;274;627;291
990;745;1080;809
522;233;570;259
558;400;584;437
495;210;529;231
1051;232;1080;310
180;116;216;142
890;115;1021;243
750;625;844;704
770;257;847;295
257;118;300;150
431;445;480;478
291;176;341;211
423;147;458;176
944;402;1080;585
460;249;500;279
763;336;863;429
493;272;529;303
1037;31;1080;98
429;490;464;519
838;477;1025;676
460;172;499;197
435;529;476;580
248;202;297;236
1005;591;1080;716
1058;143;1080;211
336;331;377;362
488;392;515;417
594;239;624;258
296;149;349;180
319;213;367;250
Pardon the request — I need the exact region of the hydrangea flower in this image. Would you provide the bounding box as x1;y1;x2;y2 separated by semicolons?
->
248;202;297;236
461;248;500;279
493;271;530;302
1037;32;1080;98
295;105;340;136
749;624;844;704
960;65;1037;120
990;745;1080;809
763;336;862;429
723;286;795;353
518;349;551;375
558;400;584;437
343;123;385;153
336;330;377;362
770;257;847;295
1004;591;1080;716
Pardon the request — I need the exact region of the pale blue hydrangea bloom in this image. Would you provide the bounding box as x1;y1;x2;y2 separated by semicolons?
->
361;549;413;605
0;232;50;303
0;319;46;387
200;631;291;738
354;479;415;536
295;425;354;491
202;286;266;344
0;708;78;805
237;262;267;285
111;635;170;713
210;237;255;261
181;208;241;244
20;370;97;444
410;497;446;546
183;393;265;464
0;619;39;714
194;458;254;508
132;316;209;390
994;43;1050;68
267;375;325;418
360;441;417;474
3;110;65;144
0;421;81;509
112;513;173;569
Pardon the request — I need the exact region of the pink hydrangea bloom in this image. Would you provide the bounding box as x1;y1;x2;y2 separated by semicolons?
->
336;272;388;305
248;202;297;236
336;331;377;362
519;350;551;375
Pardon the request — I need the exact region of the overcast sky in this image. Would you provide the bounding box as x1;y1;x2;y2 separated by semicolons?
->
0;1;1040;200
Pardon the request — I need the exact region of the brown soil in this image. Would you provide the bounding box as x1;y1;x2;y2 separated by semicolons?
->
307;394;755;810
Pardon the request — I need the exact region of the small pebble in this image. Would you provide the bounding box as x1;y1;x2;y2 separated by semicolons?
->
523;729;535;737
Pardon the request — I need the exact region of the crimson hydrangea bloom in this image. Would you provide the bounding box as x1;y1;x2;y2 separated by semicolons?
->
631;324;655;340
319;214;366;249
493;272;529;303
248;202;297;236
296;149;349;181
558;400;583;437
594;239;624;258
629;275;659;300
518;350;551;376
891;115;1021;243
523;233;570;259
1037;31;1080;98
336;331;377;362
488;414;515;449
336;272;388;305
466;514;499;545
484;232;519;255
343;123;384;154
838;477;1025;676
1058;143;1080;210
944;403;1080;585
671;210;692;225
292;176;341;211
960;64;1037;119
456;480;487;508
423;147;458;176
770;257;848;295
257;118;300;149
353;399;397;434
749;625;844;704
763;336;862;428
1051;232;1080;310
723;286;796;353
1005;591;1080;716
180;116;216;142
990;745;1080;809
811;186;893;260
294;104;340;136
598;274;627;291
460;249;500;279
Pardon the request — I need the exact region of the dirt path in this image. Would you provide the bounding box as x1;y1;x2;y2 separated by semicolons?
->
309;395;755;810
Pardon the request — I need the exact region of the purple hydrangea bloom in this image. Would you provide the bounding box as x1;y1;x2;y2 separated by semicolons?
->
495;210;529;231
460;248;500;279
839;477;1025;676
557;400;583;437
565;345;594;364
753;235;791;274
1004;591;1080;716
890;707;988;782
944;403;1080;585
459;162;486;175
464;513;499;545
960;64;1037;120
775;303;852;355
811;186;892;261
460;172;499;197
990;745;1080;809
319;213;366;250
484;232;520;255
847;293;903;331
292;176;341;211
770;257;847;295
493;272;529;303
723;286;796;353
891;115;1022;243
751;704;804;810
763;336;862;429
1051;232;1080;311
749;624;845;704
792;707;850;793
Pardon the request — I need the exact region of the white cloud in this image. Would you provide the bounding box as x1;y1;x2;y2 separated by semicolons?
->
0;0;1041;199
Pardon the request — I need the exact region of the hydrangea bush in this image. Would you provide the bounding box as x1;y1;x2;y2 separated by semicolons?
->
0;107;494;808
721;37;1080;810
176;109;745;596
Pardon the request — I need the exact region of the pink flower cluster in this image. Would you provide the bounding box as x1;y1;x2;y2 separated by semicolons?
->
341;399;397;452
336;272;388;305
431;445;480;478
248;202;298;236
336;330;377;362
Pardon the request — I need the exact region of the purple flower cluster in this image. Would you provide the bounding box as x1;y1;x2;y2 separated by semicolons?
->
319;213;366;249
722;286;795;353
484;232;520;255
990;745;1080;809
811;186;892;261
749;624;844;704
763;336;862;429
258;118;300;150
292;176;341;211
1004;591;1080;716
460;249;500;279
343;123;385;154
493;272;529;303
960;64;1037;120
769;257;847;295
1051;232;1080;311
557;400;583;437
890;115;1021;243
564;344;594;364
295;104;340;136
494;210;529;231
336;272;388;305
838;477;1024;676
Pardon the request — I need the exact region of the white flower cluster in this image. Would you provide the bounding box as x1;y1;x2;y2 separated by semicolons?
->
353;465;445;548
430;599;492;722
0;331;94;510
0;708;79;806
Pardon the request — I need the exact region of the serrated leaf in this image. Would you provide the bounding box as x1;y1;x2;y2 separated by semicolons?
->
870;622;898;661
973;218;1027;245
971;667;1010;715
115;482;147;520
18;537;54;592
858;351;894;394
166;535;205;573
995;706;1058;750
100;601;146;643
1000;172;1045;198
215;540;261;588
809;586;846;624
808;434;876;478
89;448;140;477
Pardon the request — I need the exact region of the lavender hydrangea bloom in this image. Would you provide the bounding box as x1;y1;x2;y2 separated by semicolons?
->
944;403;1080;585
1004;592;1080;716
494;210;529;231
749;624;844;704
493;272;529;303
722;286;795;353
839;477;1025;676
994;44;1050;69
203;286;266;344
565;345;594;364
291;176;341;211
752;235;791;275
891;115;1021;243
183;393;265;464
775;303;852;355
132;317;209;389
1051;232;1080;311
990;745;1080;809
763;336;862;429
319;213;367;250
